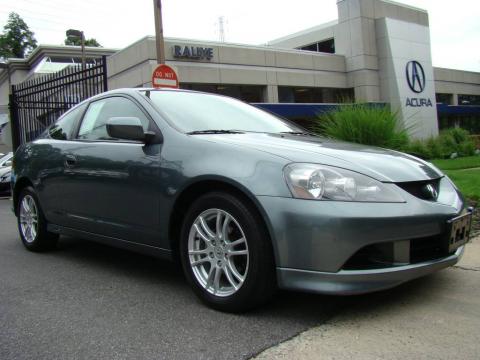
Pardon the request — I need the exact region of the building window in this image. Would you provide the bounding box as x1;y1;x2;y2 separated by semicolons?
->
458;94;480;106
435;93;453;105
180;84;265;103
278;87;354;103
297;38;335;54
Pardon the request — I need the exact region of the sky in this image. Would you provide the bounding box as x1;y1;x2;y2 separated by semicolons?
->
0;0;479;71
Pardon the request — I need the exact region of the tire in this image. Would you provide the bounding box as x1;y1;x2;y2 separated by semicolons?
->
180;191;276;312
17;186;58;252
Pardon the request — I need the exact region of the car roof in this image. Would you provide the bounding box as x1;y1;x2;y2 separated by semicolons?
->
98;87;210;98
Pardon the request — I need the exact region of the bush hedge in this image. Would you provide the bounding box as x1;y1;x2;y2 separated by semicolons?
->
406;128;477;160
312;103;409;150
313;104;478;160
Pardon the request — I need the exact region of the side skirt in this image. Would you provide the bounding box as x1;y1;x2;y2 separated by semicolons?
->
47;224;173;261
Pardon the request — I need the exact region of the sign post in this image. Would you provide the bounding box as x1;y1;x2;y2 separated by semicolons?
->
153;0;165;64
151;64;179;89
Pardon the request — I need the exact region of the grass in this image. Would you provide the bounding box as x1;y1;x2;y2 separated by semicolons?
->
431;156;480;171
444;169;480;202
431;156;480;202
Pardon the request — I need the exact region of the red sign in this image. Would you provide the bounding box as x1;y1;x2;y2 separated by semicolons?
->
152;64;179;89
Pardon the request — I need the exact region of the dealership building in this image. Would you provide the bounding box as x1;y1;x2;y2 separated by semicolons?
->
1;0;480;149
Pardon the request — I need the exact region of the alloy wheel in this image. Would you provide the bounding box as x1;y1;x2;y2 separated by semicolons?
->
188;208;249;297
19;195;39;243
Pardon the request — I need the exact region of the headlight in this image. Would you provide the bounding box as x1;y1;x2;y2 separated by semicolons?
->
284;163;405;202
0;172;11;183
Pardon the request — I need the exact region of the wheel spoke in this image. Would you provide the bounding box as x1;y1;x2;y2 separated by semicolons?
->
223;265;238;290
27;224;33;241
221;214;231;241
213;266;222;294
191;257;210;267
199;216;215;239
193;223;211;244
205;266;215;289
188;248;208;256
30;225;37;240
228;249;248;256
227;261;245;283
22;199;29;213
28;197;35;213
228;237;245;248
216;210;222;238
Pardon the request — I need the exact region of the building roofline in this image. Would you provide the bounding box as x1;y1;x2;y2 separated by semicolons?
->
266;20;338;46
3;44;118;68
112;34;345;59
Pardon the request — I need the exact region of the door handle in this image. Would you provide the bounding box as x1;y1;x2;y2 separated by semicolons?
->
64;154;77;168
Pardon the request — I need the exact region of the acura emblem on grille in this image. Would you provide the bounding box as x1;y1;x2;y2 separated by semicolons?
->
424;183;438;199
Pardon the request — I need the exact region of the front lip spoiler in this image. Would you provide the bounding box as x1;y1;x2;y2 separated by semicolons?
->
277;246;464;295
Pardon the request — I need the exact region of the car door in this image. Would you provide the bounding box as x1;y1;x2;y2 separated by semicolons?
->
59;95;163;246
31;104;87;225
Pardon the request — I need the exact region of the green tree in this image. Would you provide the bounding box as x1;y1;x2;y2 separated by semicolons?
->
64;35;101;47
0;12;37;60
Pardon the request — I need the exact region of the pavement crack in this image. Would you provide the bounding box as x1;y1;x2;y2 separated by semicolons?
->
453;265;480;272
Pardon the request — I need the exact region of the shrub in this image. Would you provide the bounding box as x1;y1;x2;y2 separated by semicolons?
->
404;128;477;160
407;139;430;159
425;137;444;159
313;103;409;151
438;128;476;157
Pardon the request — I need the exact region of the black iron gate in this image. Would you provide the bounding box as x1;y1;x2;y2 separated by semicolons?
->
9;55;108;150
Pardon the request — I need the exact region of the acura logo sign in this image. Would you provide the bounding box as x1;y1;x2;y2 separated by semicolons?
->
406;61;426;93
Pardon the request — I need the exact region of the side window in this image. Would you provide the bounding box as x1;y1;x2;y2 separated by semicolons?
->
77;97;150;141
48;104;86;140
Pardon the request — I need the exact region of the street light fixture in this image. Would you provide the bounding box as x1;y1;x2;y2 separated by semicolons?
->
66;29;86;71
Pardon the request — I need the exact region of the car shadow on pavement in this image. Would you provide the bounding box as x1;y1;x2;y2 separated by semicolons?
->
54;235;344;319
53;235;446;322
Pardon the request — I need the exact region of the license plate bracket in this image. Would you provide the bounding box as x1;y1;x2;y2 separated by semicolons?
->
447;211;473;253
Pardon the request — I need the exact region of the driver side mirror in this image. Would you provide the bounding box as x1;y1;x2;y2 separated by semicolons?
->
106;117;150;142
4;160;12;167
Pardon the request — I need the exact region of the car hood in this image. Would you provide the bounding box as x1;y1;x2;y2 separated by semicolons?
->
200;133;442;182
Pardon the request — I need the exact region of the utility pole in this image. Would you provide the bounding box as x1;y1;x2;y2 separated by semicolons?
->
153;0;166;64
80;31;86;72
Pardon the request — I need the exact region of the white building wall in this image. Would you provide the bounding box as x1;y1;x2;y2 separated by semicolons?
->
376;17;438;138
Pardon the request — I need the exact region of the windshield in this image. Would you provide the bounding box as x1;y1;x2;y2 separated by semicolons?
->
146;90;303;134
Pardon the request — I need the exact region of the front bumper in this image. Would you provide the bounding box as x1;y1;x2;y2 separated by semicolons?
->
0;181;10;195
277;246;463;295
256;181;466;295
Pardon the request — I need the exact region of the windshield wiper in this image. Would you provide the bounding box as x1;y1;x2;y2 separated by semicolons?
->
187;130;245;135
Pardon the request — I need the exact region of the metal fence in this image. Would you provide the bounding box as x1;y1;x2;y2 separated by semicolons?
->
9;55;108;150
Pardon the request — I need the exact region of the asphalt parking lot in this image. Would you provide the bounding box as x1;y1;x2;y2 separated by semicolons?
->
1;197;479;359
0;198;342;360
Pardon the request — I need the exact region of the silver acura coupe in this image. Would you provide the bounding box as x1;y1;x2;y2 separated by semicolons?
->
11;88;473;312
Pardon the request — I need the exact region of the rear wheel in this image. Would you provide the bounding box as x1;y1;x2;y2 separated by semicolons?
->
180;191;276;312
17;187;58;251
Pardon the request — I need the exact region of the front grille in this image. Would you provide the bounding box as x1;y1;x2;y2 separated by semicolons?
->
396;178;441;201
342;235;449;270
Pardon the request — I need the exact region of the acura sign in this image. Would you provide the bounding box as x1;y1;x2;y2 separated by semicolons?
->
406;61;425;93
405;60;432;107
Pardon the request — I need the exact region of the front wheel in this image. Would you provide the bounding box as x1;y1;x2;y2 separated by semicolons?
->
17;187;58;252
180;192;276;312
